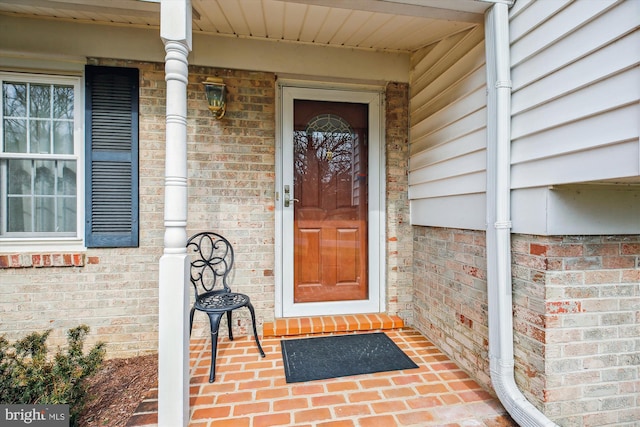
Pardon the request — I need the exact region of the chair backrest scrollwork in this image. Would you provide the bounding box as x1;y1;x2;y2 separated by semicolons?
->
186;232;234;297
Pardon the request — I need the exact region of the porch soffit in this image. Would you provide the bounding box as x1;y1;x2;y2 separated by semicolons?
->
0;0;485;54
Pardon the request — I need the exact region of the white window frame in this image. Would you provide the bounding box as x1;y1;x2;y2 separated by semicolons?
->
0;72;85;253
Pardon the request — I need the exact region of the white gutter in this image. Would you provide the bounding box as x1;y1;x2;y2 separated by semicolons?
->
483;2;559;426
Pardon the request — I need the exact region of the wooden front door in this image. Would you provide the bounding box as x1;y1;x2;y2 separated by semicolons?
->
293;100;368;303
280;86;382;317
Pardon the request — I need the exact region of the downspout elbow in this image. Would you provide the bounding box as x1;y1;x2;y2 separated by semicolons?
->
491;359;558;427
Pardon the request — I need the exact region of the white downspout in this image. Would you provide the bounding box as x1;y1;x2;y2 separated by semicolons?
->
484;2;559;426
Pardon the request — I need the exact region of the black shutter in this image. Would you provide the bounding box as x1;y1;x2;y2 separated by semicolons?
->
85;65;139;248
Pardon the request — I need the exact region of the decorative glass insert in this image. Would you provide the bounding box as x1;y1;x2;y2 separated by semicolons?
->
295;113;356;186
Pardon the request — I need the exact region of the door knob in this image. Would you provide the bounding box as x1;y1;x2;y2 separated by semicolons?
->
284;185;299;207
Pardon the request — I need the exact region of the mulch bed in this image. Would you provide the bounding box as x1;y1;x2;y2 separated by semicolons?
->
78;354;158;427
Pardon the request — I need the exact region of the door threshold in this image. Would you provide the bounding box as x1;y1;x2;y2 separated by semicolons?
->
263;313;404;337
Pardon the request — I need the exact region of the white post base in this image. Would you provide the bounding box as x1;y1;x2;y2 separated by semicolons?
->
158;253;190;427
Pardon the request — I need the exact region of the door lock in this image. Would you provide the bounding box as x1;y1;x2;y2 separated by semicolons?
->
284;185;299;207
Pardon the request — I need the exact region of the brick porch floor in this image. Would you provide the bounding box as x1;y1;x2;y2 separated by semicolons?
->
126;315;516;427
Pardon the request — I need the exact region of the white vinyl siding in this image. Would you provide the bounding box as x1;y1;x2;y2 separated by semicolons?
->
510;0;640;187
408;25;487;230
408;0;639;234
509;0;640;235
512;185;640;236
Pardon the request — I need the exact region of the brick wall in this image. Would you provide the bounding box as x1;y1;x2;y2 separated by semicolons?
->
412;227;491;387
413;228;640;426
512;234;640;426
0;59;166;357
385;82;413;322
185;66;277;338
1;59;412;357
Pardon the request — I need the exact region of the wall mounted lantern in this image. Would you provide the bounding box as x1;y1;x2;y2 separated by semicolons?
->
203;77;226;119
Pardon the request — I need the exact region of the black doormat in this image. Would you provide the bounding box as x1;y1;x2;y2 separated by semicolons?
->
280;332;418;383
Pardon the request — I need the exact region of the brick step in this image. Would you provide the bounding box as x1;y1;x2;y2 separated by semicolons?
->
262;313;404;337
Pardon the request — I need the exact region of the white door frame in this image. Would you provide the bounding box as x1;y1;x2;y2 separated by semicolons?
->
275;81;386;318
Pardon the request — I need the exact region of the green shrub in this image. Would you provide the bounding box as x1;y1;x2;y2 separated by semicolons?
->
0;325;105;426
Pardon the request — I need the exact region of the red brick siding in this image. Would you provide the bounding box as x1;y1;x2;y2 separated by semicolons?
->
414;229;639;425
1;58;412;357
412;227;491;388
385;82;413;321
512;234;639;426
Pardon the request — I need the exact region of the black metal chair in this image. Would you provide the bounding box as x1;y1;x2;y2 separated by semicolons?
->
187;231;265;382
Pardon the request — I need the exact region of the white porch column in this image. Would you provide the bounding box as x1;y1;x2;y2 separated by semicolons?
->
158;1;192;426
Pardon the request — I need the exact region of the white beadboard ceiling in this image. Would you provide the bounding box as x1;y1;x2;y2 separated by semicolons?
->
0;0;487;53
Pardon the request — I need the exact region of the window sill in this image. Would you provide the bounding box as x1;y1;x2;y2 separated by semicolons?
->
0;238;85;254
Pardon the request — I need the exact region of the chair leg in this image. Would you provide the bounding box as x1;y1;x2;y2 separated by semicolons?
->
246;303;265;358
226;310;233;341
206;313;224;383
189;307;195;337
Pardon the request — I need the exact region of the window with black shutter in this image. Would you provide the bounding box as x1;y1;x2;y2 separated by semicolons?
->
85;65;139;248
